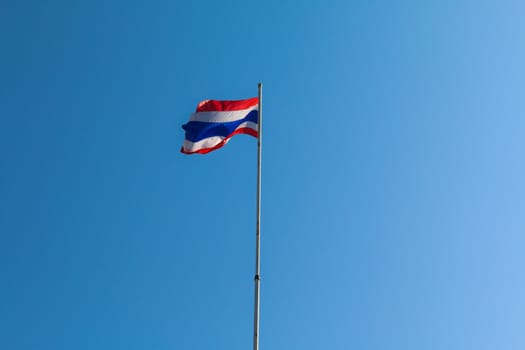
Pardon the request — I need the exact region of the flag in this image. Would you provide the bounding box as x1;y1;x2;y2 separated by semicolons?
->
181;97;259;154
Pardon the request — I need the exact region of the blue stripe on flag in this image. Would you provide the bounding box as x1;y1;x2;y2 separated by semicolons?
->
182;110;258;142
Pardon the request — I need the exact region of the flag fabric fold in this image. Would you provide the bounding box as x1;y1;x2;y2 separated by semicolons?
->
181;97;259;154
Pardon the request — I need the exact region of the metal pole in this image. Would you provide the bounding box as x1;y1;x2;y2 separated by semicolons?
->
253;82;262;350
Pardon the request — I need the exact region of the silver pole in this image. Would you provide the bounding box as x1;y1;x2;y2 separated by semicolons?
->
253;82;262;350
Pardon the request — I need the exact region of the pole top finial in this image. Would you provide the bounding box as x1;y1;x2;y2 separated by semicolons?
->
258;82;262;88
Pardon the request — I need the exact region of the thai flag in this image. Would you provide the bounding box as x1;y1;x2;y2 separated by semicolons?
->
181;97;259;154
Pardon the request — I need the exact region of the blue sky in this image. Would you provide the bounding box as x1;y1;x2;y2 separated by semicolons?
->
1;0;525;349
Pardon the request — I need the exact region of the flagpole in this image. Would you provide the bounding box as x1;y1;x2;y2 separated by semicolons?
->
253;82;262;350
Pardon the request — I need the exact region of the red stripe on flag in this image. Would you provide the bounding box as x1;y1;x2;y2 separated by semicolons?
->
181;127;258;155
195;98;259;112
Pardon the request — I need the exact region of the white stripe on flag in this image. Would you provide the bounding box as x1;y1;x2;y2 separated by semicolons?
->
188;105;258;123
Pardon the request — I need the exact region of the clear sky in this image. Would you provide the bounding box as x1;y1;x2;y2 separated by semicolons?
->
1;0;525;349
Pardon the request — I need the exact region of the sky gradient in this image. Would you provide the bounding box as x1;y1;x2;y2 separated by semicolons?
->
1;1;525;349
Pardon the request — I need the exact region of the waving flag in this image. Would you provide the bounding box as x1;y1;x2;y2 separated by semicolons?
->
181;97;259;154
